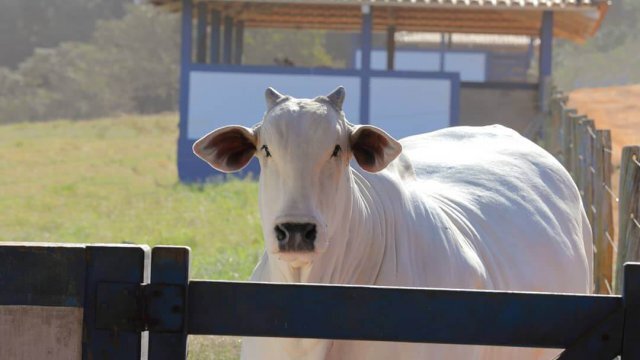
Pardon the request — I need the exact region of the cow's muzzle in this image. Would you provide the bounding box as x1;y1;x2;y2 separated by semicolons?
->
274;222;317;252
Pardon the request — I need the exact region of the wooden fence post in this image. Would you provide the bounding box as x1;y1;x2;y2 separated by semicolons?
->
569;113;586;183
594;130;615;294
615;146;640;293
561;108;577;170
545;95;563;159
577;120;595;228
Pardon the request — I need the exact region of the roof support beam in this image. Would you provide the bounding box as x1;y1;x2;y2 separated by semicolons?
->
538;10;553;112
386;25;395;71
210;10;221;64
223;16;234;64
360;5;372;125
196;2;208;63
234;21;245;65
439;33;446;72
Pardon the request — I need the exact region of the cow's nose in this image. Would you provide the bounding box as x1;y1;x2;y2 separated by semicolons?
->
275;222;317;252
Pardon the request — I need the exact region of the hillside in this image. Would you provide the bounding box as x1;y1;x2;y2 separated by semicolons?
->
0;113;263;280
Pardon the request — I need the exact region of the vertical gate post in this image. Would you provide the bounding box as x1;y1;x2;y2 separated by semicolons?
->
359;4;372;125
148;247;191;360
622;262;640;358
82;245;150;360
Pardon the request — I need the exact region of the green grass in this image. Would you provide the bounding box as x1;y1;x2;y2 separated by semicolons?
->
0;113;262;358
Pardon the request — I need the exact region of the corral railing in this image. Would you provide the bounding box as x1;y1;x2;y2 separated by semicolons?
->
541;91;640;295
1;243;640;359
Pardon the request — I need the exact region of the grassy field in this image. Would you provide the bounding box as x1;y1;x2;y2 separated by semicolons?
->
0;114;261;358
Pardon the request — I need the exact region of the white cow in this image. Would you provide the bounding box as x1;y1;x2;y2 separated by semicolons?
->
193;87;593;360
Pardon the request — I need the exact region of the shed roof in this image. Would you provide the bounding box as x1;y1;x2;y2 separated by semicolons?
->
151;0;608;42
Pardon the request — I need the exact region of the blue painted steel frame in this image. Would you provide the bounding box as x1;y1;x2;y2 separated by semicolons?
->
82;245;149;360
148;247;190;360
176;1;459;181
0;244;86;307
178;0;192;183
1;243;640;359
178;64;460;181
351;45;532;84
360;5;372;125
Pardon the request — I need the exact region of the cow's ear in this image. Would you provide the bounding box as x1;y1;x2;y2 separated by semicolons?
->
193;125;257;173
349;125;402;173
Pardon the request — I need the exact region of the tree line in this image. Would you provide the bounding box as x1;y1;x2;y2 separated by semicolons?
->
0;0;638;123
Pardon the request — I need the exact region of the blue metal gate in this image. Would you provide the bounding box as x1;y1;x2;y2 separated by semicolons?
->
1;244;638;359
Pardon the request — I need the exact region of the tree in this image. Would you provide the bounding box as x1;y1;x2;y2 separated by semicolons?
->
0;5;180;123
0;0;128;68
554;0;640;89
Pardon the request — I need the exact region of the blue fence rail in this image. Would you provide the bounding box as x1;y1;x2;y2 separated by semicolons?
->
0;244;638;359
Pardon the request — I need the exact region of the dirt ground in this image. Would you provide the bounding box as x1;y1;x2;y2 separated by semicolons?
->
569;84;640;169
569;84;640;197
568;84;640;281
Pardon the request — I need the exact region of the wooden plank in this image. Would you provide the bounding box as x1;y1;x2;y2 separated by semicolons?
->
0;243;86;307
82;245;150;360
0;243;86;360
188;281;622;348
148;247;190;360
615;146;640;292
0;306;83;360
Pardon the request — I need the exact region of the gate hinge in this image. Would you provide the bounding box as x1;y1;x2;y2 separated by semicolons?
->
95;282;185;333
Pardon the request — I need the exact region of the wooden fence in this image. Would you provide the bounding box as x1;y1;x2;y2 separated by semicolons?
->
542;90;640;294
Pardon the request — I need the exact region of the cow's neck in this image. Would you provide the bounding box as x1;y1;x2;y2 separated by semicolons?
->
257;167;398;360
301;166;389;285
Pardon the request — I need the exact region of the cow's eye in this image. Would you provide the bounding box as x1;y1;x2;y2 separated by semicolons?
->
331;145;341;158
261;145;271;158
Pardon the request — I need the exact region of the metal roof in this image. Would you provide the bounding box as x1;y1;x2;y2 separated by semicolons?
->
151;0;608;42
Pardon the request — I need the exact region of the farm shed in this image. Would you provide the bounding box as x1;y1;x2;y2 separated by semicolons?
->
150;0;608;182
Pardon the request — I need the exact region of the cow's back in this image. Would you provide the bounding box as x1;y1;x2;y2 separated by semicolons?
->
399;124;592;293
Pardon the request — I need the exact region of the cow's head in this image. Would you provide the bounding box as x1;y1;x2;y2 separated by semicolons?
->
193;87;401;268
